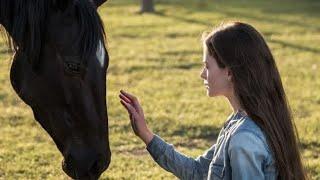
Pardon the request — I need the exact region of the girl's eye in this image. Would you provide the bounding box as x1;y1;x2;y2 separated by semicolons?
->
204;62;208;69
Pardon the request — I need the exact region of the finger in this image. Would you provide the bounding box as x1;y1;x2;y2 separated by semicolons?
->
122;106;138;135
121;100;140;125
120;100;138;116
124;102;139;134
121;100;142;136
120;100;132;114
120;90;137;102
120;100;133;114
120;93;143;115
120;90;143;114
121;101;138;125
119;93;132;104
120;90;143;115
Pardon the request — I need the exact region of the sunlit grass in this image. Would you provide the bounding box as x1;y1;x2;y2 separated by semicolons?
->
0;0;319;179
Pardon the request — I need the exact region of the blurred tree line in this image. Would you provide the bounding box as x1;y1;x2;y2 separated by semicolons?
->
140;0;209;13
140;0;155;13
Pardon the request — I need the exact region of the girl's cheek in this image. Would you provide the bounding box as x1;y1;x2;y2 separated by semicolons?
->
208;71;214;83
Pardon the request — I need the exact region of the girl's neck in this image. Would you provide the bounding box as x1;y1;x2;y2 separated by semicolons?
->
227;93;245;114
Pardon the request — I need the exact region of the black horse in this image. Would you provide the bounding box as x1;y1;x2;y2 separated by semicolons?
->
0;0;110;179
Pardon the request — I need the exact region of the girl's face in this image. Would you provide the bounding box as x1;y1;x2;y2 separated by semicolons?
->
200;46;233;97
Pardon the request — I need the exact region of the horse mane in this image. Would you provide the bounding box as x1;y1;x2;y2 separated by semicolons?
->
75;0;106;65
0;0;106;69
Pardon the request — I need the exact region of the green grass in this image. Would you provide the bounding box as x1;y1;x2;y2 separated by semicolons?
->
0;0;319;179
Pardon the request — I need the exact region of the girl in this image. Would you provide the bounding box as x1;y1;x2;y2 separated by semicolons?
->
119;22;306;180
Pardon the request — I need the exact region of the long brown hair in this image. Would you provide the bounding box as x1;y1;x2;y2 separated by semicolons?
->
203;22;306;179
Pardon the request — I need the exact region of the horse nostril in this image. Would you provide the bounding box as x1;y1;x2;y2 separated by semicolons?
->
89;159;101;175
63;151;105;179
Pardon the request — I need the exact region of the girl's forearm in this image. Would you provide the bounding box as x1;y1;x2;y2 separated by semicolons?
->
140;129;154;145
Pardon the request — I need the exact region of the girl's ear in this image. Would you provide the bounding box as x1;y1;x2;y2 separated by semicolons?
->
227;68;233;82
93;0;108;8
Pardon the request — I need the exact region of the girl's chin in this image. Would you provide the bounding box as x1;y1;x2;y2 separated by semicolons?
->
205;86;216;97
207;90;215;97
207;89;220;97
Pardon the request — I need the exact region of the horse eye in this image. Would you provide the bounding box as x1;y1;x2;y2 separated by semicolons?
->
64;61;83;75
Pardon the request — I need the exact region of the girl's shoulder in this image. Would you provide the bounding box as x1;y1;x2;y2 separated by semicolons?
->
228;116;271;154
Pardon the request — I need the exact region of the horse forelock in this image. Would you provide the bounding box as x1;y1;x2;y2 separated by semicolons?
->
74;0;106;65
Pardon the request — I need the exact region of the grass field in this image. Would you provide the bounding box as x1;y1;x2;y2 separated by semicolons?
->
0;0;320;179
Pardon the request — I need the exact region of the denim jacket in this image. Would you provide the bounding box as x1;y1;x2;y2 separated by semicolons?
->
146;111;278;180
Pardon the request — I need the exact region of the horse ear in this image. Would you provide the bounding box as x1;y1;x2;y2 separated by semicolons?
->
52;0;74;11
93;0;107;8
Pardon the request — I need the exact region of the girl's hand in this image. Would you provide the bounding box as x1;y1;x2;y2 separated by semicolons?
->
119;90;154;145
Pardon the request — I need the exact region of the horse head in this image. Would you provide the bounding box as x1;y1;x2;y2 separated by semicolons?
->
1;0;110;179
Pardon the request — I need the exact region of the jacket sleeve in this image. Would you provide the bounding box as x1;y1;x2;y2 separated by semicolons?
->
146;135;216;180
228;131;268;180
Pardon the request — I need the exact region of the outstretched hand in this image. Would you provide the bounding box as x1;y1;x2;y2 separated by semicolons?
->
119;90;154;145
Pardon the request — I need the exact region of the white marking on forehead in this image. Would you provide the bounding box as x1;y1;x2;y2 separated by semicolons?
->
96;40;105;67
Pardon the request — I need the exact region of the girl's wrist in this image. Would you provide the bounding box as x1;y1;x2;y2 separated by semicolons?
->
140;129;154;145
